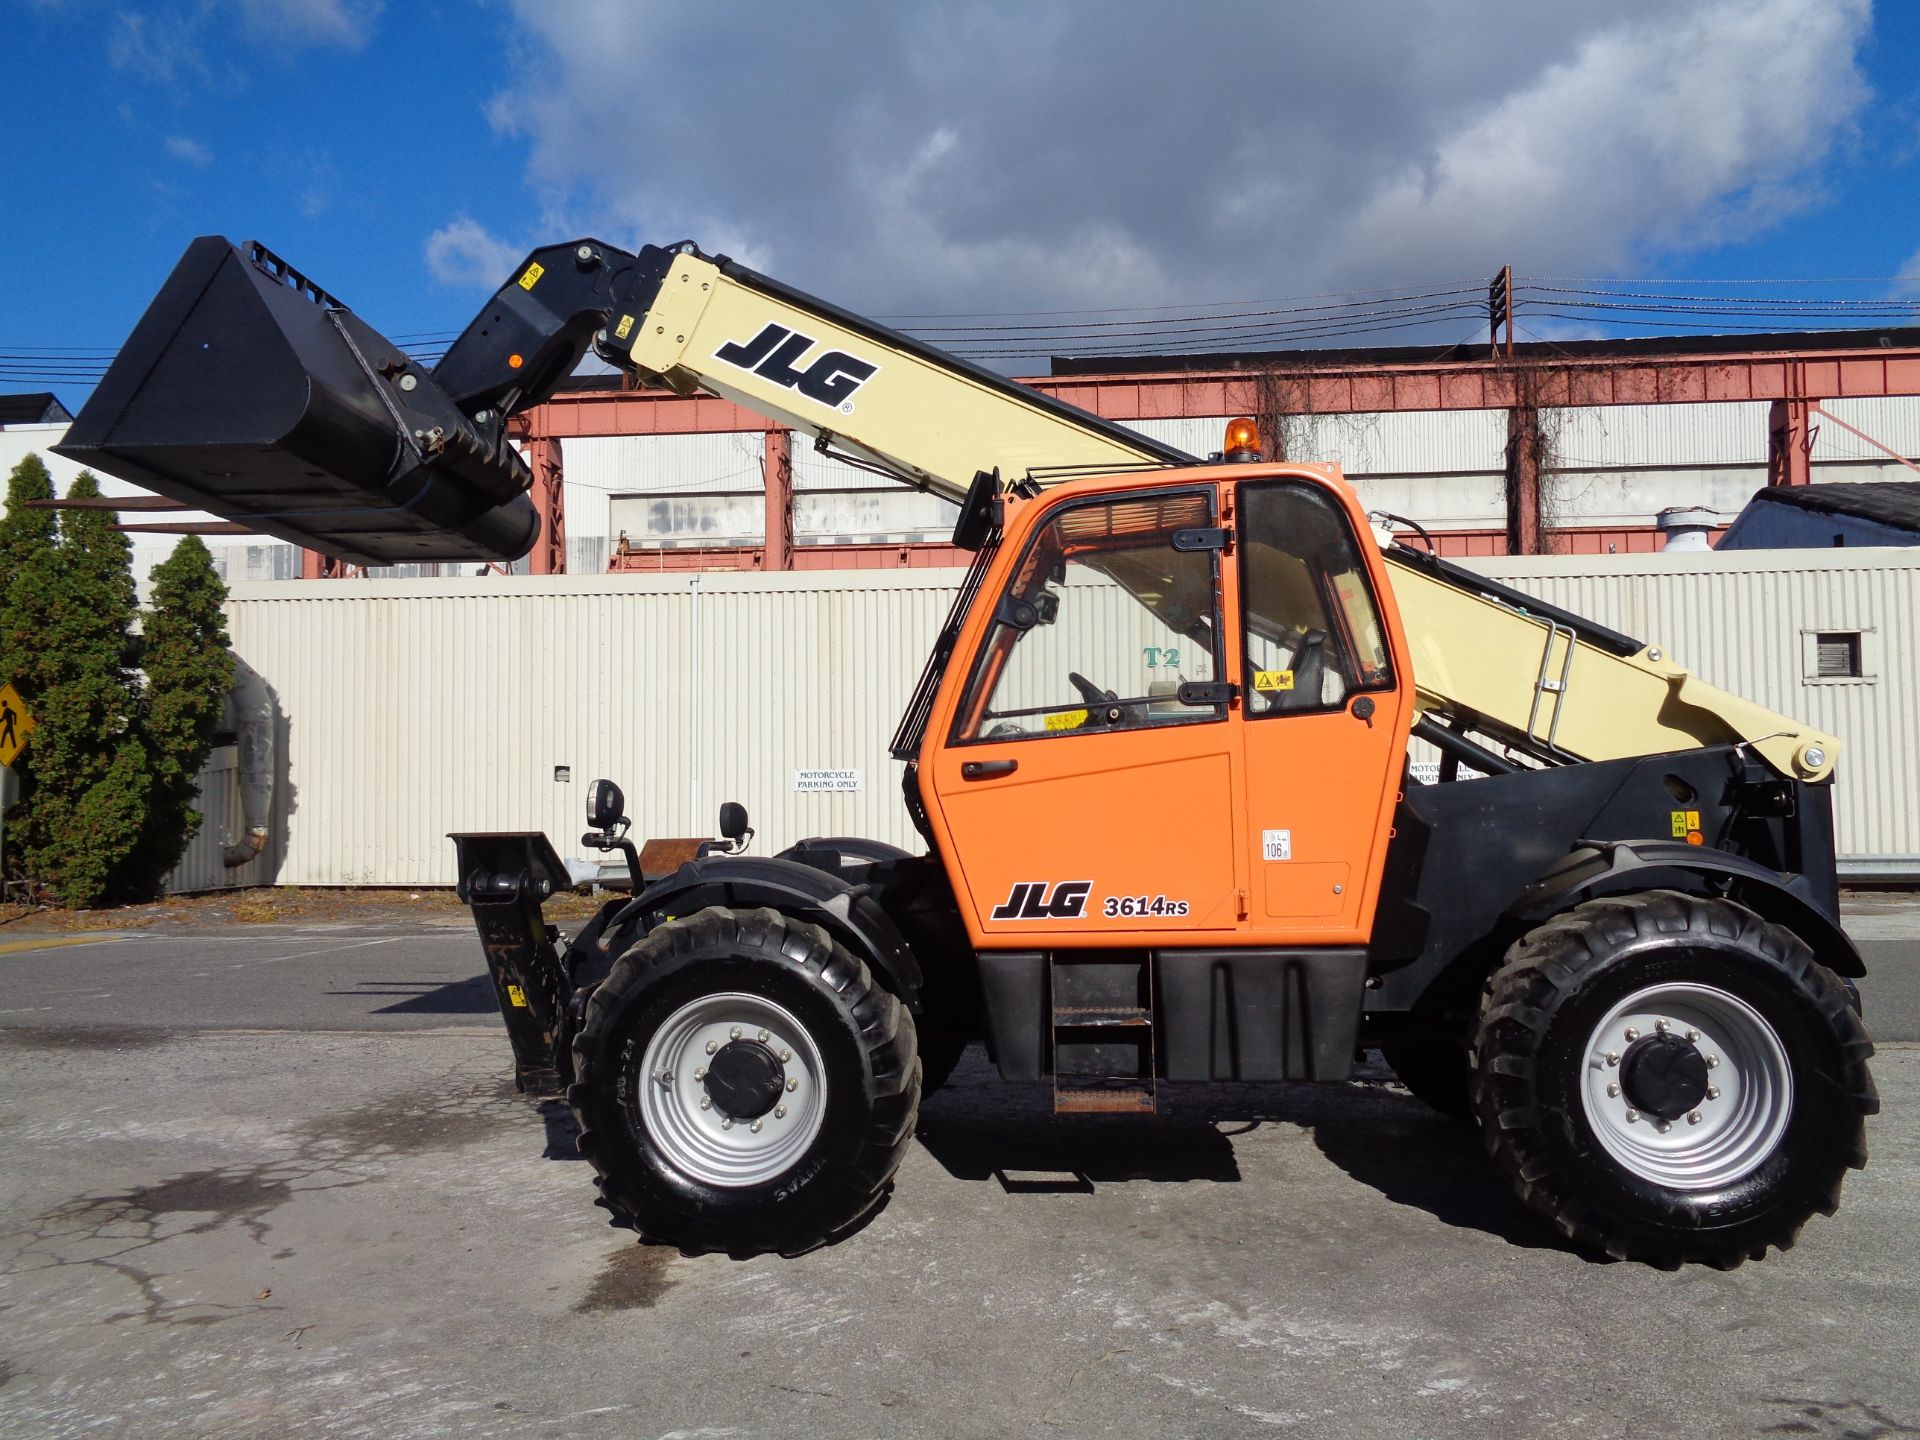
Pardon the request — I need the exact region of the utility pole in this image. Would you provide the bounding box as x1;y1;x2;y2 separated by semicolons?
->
1488;265;1514;359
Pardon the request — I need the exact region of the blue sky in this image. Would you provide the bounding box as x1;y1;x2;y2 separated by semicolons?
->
5;0;1919;408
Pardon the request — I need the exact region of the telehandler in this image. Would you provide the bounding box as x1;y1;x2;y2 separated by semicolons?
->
59;236;1876;1267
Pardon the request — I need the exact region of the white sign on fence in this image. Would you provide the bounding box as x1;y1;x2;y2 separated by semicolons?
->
794;768;862;793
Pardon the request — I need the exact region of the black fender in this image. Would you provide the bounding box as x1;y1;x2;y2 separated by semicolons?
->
1509;840;1864;979
603;855;927;1011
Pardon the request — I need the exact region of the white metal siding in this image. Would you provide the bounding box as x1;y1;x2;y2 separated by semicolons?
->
180;548;1917;891
1463;548;1920;873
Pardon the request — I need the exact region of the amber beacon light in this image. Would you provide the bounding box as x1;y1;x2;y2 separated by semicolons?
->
1223;416;1262;460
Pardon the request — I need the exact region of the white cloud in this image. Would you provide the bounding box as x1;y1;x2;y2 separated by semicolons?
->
1898;248;1920;296
108;11;208;84
163;135;213;167
228;0;380;49
424;218;525;289
482;0;1873;336
107;0;378;84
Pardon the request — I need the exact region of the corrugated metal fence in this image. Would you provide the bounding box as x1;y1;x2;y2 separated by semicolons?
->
167;547;1919;891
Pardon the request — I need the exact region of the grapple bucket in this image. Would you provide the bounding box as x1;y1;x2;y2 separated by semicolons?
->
55;237;539;566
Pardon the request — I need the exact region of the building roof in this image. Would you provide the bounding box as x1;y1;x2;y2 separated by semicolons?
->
0;392;73;425
1742;481;1920;535
1049;326;1920;377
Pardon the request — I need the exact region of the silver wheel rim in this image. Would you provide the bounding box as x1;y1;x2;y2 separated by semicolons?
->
1578;982;1792;1192
637;991;827;1188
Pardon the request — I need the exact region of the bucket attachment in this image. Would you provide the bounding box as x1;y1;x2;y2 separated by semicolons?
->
55;237;539;565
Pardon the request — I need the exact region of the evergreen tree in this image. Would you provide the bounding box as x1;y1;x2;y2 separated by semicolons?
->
21;472;151;906
0;451;58;693
1;453;61;879
123;536;233;897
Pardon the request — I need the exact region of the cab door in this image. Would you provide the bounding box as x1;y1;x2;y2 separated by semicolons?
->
925;484;1246;944
1230;477;1411;942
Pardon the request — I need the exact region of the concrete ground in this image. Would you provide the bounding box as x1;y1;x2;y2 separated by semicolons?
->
0;897;1914;1439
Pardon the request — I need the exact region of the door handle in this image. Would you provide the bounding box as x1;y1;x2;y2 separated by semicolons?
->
961;759;1018;780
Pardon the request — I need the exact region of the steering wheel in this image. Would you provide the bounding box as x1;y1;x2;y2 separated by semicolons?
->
1067;670;1136;727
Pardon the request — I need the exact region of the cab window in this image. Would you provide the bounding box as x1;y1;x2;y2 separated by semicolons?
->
952;489;1223;742
1238;480;1393;716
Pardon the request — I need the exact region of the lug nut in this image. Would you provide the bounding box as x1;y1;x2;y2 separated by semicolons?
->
1706;1086;1720;1101
758;1029;770;1043
1688;1111;1703;1125
774;1105;786;1119
780;1050;791;1063
730;1026;743;1040
694;1067;706;1081
1606;1083;1621;1098
1654;1019;1670;1034
786;1077;799;1092
1686;1029;1700;1042
750;1120;763;1134
722;1117;734;1129
1706;1055;1720;1069
705;1040;718;1055
1606;1052;1620;1067
1625;1108;1640;1123
1624;1027;1640;1041
699;1097;711;1110
1657;1121;1672;1133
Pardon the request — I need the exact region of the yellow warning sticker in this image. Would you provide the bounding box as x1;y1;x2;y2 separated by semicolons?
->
1254;670;1295;692
1045;708;1088;732
517;262;545;291
1670;810;1703;839
613;313;635;340
506;984;528;1008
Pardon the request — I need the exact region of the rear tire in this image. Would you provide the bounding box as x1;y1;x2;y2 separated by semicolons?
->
570;906;920;1255
1474;891;1876;1268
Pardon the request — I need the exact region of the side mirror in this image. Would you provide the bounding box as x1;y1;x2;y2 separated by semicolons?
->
1034;589;1059;626
587;778;626;832
718;801;752;851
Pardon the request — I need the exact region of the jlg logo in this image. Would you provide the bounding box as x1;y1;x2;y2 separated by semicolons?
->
713;323;879;413
989;880;1092;921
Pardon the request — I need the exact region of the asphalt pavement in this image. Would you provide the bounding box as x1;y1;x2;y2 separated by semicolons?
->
0;898;1914;1439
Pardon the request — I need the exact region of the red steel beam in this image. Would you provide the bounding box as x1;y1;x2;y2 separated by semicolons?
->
517;343;1920;441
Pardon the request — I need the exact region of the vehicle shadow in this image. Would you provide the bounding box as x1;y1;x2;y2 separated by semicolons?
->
916;1047;1594;1259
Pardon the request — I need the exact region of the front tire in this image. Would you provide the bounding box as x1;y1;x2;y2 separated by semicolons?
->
570;906;920;1255
1473;891;1876;1268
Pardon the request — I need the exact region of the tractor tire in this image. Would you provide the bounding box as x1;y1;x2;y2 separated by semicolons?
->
569;905;920;1256
1473;890;1877;1268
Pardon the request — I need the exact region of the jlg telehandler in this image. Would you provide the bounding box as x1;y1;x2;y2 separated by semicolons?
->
59;237;1877;1267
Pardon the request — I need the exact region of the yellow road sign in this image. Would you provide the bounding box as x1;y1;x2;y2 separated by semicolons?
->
0;682;36;769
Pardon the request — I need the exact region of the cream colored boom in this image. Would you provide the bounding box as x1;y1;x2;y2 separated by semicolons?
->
621;252;1838;783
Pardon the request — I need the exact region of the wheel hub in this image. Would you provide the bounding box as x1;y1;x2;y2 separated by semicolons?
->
1619;1032;1709;1122
703;1039;786;1120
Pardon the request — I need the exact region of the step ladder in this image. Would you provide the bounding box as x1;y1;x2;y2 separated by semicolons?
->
1050;954;1156;1114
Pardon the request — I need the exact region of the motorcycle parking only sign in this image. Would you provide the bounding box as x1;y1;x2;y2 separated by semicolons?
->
793;769;861;793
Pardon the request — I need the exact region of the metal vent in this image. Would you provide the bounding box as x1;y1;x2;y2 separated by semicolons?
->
1815;632;1862;679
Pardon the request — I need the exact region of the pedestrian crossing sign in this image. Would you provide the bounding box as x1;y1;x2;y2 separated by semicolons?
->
0;682;36;770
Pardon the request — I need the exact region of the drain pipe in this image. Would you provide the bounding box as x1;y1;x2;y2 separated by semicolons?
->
222;655;275;867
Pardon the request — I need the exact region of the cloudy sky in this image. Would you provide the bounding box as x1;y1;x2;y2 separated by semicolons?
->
6;0;1919;399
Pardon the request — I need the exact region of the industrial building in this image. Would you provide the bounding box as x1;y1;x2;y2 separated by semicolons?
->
4;323;1919;889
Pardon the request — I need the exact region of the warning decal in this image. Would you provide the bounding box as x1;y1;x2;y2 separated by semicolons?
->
1254;670;1295;693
